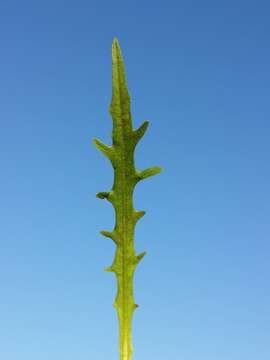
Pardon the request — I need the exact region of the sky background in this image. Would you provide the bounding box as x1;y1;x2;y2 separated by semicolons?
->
0;1;269;359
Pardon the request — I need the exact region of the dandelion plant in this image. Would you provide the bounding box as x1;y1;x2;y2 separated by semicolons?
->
93;37;163;360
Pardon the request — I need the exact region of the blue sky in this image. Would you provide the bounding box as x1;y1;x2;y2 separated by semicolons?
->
0;1;269;359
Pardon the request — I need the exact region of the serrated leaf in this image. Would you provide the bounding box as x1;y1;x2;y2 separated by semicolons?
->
93;37;162;360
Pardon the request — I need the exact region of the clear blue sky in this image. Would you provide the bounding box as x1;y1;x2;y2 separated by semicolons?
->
1;1;269;359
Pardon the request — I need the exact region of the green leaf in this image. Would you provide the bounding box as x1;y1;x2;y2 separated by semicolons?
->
93;37;162;360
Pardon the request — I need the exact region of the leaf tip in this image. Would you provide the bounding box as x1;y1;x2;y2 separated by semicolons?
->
104;266;114;273
137;166;163;181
